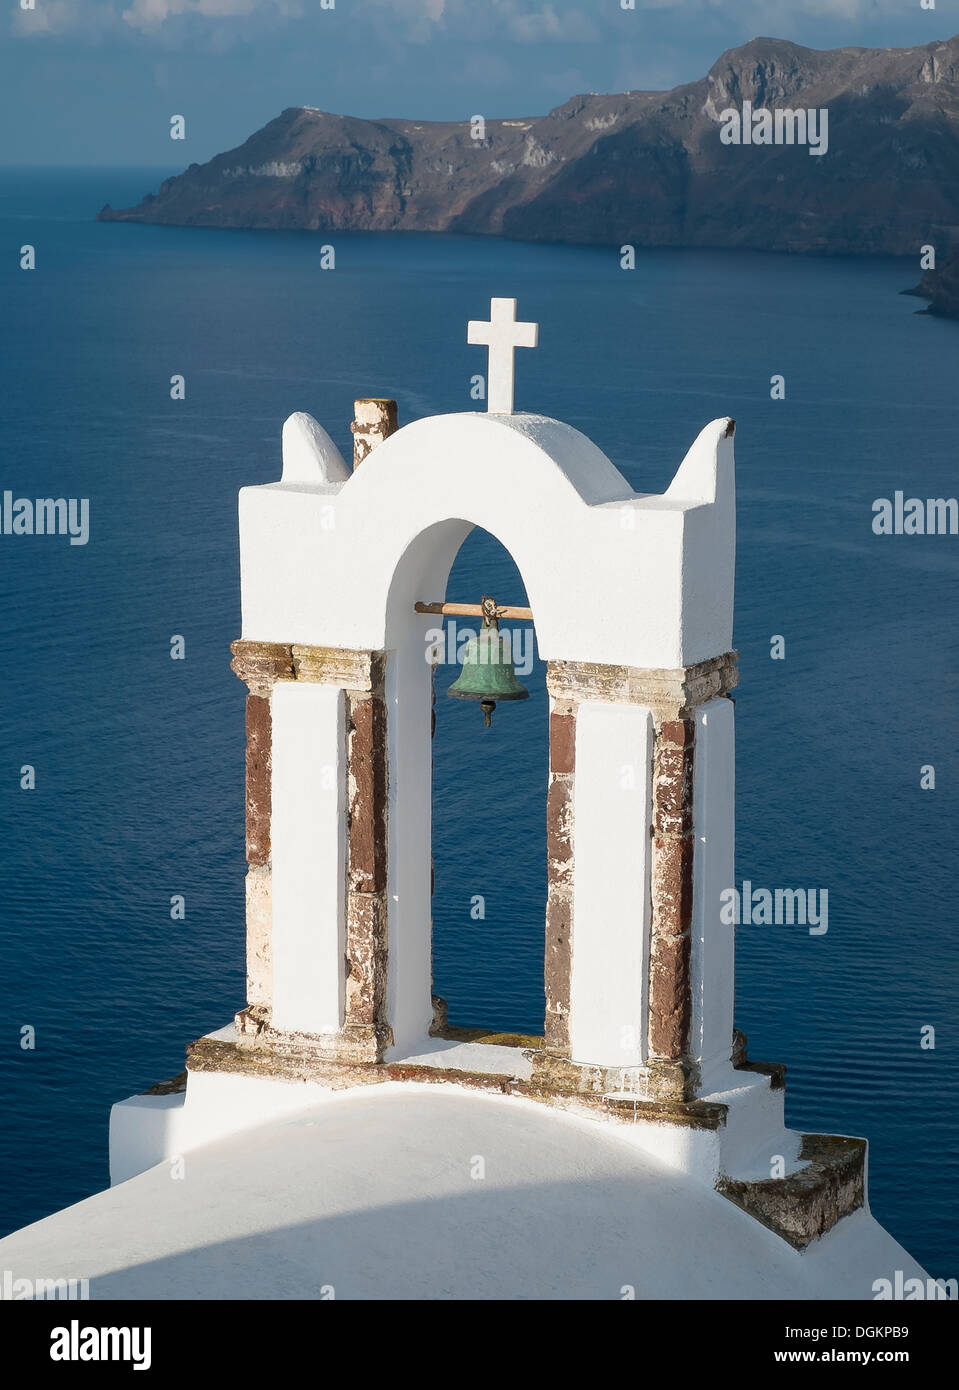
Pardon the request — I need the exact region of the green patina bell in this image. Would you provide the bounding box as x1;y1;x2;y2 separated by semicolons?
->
447;596;529;728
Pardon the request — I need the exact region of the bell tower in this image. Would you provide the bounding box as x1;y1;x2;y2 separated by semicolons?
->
114;300;876;1252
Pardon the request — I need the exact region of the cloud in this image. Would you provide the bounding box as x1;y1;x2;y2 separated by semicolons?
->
8;0;933;47
359;0;446;44
353;0;599;45
502;3;600;44
121;0;300;31
12;0;302;40
626;0;904;8
13;0;116;38
359;0;918;45
122;0;248;29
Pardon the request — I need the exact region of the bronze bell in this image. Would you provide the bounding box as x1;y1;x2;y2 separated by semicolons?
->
447;596;530;727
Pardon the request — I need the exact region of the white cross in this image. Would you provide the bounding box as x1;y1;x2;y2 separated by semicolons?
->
467;297;539;415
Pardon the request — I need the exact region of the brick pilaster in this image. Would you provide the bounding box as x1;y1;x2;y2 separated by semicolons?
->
229;641;296;1019
230;641;391;1060
536;653;738;1102
544;703;575;1052
344;678;389;1046
647;717;696;1099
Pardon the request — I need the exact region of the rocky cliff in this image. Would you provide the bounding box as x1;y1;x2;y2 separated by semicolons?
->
907;251;959;316
99;34;959;258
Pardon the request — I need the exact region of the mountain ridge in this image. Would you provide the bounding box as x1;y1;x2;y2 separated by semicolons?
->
99;34;959;260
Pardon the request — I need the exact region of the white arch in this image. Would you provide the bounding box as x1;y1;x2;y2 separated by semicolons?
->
239;411;736;669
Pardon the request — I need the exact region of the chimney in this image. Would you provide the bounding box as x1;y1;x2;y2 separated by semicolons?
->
351;398;398;468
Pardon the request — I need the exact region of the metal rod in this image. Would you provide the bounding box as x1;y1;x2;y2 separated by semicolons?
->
415;600;533;621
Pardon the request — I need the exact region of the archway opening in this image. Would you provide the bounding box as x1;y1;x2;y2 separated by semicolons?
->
430;527;547;1038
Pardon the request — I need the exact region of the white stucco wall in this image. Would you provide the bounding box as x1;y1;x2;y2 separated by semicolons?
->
270;682;346;1035
570;701;653;1069
238;411;736;671
383;608;436;1054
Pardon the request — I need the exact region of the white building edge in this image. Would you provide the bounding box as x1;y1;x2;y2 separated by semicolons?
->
0;301;932;1300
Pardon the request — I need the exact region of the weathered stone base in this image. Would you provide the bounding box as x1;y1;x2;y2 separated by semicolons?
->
232;1006;391;1065
187;1032;727;1130
221;1017;740;1118
189;1023;863;1251
718;1134;866;1251
530;1049;700;1103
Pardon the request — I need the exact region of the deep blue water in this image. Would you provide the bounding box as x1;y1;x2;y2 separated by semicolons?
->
1;168;957;1280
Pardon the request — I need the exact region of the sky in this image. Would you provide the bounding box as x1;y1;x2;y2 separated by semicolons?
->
3;0;958;165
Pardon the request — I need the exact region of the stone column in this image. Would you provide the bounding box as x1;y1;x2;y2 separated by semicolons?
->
535;653;738;1105
229;642;391;1065
636;654;738;1101
229;641;296;1033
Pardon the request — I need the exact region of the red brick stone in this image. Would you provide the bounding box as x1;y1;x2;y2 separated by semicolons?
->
648;932;691;1058
544;892;572;1051
650;835;694;936
549;710;576;775
653;735;694;837
348;695;388;894
648;828;695;1061
345;892;388;1026
660;718;695;749
546;775;573;889
245;695;272;866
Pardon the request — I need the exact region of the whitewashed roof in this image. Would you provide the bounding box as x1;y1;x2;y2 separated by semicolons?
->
0;1085;921;1300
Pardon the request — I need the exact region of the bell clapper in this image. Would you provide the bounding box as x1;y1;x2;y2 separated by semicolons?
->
479;598;500;726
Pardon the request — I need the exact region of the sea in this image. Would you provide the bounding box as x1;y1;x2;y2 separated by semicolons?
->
1;167;957;1279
